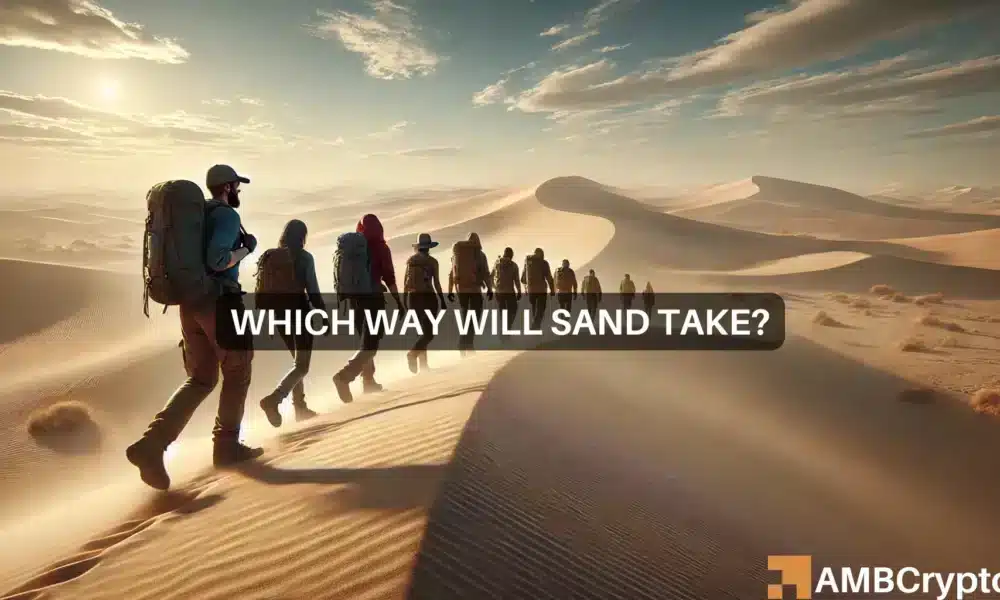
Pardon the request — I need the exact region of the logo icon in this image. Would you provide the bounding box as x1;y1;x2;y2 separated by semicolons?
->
768;555;813;599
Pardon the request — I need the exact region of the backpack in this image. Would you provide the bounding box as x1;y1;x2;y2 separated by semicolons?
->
404;253;435;294
333;232;372;302
554;267;575;293
451;241;480;290
493;256;517;291
254;248;302;295
142;180;227;317
524;255;546;290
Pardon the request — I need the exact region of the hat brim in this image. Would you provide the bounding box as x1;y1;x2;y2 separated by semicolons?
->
413;241;439;249
236;176;250;184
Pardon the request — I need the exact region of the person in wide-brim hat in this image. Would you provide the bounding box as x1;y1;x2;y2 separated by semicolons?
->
412;233;439;250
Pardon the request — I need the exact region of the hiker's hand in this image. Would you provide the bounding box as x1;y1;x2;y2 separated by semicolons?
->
486;290;494;301
516;292;522;301
448;293;455;302
550;290;556;297
243;233;258;253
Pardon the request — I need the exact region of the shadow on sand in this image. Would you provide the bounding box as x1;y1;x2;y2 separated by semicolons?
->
404;335;1000;599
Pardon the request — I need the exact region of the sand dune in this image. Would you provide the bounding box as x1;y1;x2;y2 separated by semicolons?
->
4;174;1000;599
670;176;1000;239
9;336;1000;599
887;228;1000;270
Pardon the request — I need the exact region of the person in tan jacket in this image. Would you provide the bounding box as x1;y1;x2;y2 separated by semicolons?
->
554;259;578;312
403;233;447;373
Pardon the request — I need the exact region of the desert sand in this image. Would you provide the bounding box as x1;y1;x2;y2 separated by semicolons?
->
2;175;1000;599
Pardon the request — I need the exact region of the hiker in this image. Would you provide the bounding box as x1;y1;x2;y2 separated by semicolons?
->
491;247;521;338
620;274;636;310
521;247;555;330
331;214;403;403
642;281;655;316
448;232;493;354
403;233;447;373
256;219;325;428
581;268;602;320
128;164;262;491
554;259;578;313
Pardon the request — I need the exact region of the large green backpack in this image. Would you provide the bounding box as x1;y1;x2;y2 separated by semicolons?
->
142;180;226;316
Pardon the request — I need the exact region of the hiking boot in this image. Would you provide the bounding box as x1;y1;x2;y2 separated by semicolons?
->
406;351;419;374
213;442;264;468
419;355;430;371
294;404;318;422
259;392;283;428
332;373;354;403
126;439;170;491
362;379;384;394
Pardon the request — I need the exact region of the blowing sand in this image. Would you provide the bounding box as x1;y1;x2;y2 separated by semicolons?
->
3;176;1000;599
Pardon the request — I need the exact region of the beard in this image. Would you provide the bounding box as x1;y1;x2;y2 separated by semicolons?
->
227;189;241;208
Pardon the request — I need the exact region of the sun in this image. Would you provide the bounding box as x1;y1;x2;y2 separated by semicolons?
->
98;78;120;101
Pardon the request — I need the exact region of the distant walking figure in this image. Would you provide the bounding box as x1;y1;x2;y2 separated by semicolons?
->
256;219;325;428
129;164;262;491
642;281;655;316
403;233;447;373
522;248;555;330
448;232;493;355
491;247;522;338
581;268;602;319
554;259;578;313
620;274;636;310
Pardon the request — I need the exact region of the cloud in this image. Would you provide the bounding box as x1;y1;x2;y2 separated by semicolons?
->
361;145;462;159
906;115;1000;139
473;79;508;106
583;0;638;29
596;43;630;54
202;99;231;106
307;0;440;80
511;0;998;112
716;54;1000;118
239;97;263;106
540;24;569;37
0;89;290;152
471;62;538;107
367;120;410;139
0;0;189;63
551;30;599;52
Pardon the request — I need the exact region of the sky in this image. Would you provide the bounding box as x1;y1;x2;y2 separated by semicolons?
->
0;0;999;196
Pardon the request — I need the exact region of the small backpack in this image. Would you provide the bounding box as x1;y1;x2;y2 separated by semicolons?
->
524;255;547;291
404;253;435;294
333;232;373;302
493;256;517;291
254;248;302;295
554;267;575;293
451;241;480;290
142;180;226;316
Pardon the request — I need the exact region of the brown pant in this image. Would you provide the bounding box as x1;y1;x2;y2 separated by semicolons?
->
457;292;484;350
143;298;253;447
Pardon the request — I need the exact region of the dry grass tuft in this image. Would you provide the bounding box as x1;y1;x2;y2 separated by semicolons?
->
914;293;944;306
813;311;845;327
898;337;931;353
870;284;895;296
917;314;965;333
970;389;1000;417
26;400;102;454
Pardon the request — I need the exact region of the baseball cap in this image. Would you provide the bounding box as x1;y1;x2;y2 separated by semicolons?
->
206;164;250;188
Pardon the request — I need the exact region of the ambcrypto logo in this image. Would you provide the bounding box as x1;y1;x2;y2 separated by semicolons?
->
767;555;1000;599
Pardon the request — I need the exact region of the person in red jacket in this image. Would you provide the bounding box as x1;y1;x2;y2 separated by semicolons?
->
332;214;403;402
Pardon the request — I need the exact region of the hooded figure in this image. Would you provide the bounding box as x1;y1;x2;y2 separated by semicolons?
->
332;214;402;403
554;258;578;312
